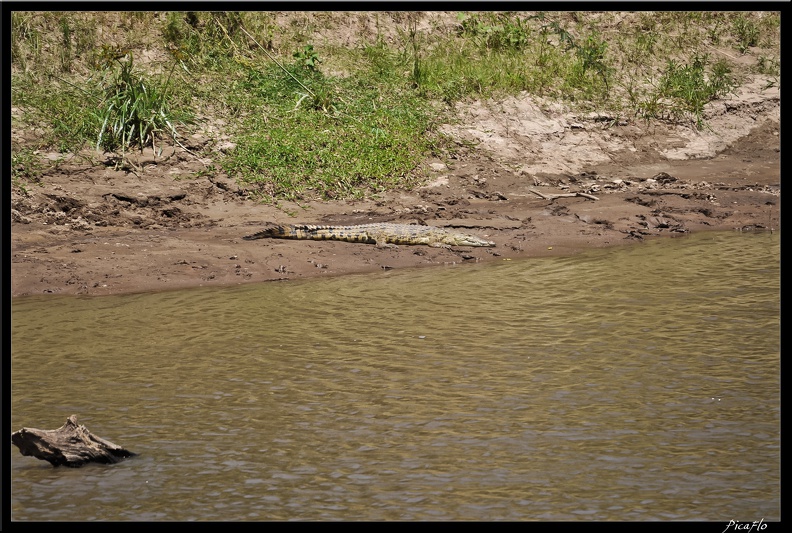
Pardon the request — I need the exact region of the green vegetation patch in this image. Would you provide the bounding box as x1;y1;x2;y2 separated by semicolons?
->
224;60;441;201
636;53;738;128
10;11;781;201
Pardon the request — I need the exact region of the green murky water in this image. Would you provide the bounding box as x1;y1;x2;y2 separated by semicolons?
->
10;231;780;521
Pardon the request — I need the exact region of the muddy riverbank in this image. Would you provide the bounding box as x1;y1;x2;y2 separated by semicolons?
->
10;81;779;297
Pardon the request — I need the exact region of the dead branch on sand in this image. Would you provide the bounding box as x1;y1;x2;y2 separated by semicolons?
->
529;189;600;201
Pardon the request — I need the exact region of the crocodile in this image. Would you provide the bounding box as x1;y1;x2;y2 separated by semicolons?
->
243;223;495;248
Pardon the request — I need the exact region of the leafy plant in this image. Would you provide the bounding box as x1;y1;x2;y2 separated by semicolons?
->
293;44;322;71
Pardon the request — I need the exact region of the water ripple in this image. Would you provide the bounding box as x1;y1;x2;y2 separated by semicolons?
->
11;231;779;521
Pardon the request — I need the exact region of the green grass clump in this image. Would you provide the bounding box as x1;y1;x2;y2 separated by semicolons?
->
93;48;190;160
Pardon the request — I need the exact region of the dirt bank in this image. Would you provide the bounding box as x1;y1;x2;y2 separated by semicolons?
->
10;81;779;297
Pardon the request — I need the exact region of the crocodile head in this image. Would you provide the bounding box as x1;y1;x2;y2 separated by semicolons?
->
449;233;496;247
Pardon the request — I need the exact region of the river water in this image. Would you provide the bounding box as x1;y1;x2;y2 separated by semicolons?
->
10;231;780;521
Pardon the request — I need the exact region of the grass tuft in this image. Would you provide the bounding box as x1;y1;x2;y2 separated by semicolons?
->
93;47;189;160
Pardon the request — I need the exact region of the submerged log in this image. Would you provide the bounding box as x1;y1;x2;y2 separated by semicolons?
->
11;415;136;467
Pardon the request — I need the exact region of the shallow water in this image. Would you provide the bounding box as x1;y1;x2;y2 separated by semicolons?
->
11;231;780;521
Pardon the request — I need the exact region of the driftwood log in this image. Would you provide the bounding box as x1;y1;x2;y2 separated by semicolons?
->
529;188;600;201
11;415;135;467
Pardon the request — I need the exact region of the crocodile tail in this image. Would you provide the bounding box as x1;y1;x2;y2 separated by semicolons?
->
243;223;297;240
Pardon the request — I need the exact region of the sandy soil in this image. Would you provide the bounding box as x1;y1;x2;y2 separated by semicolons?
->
10;78;779;297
